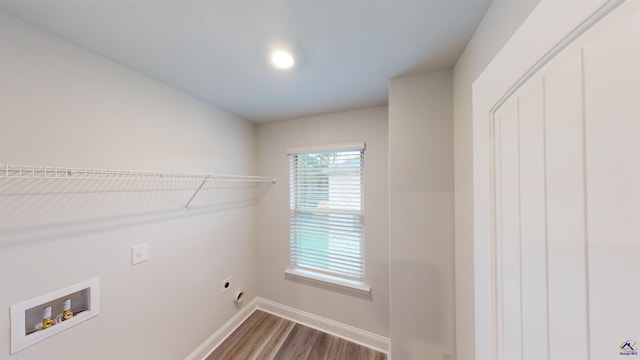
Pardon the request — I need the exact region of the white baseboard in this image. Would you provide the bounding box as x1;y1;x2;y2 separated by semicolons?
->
186;297;390;360
255;297;390;354
184;298;257;360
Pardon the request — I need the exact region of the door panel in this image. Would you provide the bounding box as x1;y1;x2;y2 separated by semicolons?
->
583;8;640;359
496;99;522;360
517;79;548;360
491;3;639;358
543;51;589;360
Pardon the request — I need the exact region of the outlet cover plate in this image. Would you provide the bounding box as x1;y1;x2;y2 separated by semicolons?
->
131;243;149;265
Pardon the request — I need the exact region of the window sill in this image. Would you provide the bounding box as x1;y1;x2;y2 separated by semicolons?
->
284;268;371;295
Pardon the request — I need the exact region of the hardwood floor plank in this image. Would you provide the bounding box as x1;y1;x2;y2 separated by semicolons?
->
342;339;356;358
206;310;266;360
306;331;329;360
207;310;387;360
361;346;380;360
208;311;279;360
374;350;387;360
271;321;301;358
322;332;344;360
252;316;295;360
273;324;319;359
229;312;282;359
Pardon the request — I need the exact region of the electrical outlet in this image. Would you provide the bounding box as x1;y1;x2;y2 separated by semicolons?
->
131;244;149;265
221;276;232;293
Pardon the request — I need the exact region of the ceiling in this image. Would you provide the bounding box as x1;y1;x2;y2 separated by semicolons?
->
0;0;491;123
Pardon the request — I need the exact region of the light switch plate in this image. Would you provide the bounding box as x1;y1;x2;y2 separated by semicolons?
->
131;243;149;265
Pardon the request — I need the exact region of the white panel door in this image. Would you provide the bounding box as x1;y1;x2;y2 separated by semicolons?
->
517;78;548;360
489;1;639;359
543;50;590;360
583;7;640;358
495;98;522;360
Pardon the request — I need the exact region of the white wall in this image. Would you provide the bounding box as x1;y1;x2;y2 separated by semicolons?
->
388;69;454;359
255;107;390;338
452;1;539;359
0;13;259;359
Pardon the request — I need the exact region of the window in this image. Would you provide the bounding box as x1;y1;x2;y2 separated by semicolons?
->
288;143;365;286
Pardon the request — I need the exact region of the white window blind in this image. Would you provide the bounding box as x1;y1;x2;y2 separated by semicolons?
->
289;145;365;281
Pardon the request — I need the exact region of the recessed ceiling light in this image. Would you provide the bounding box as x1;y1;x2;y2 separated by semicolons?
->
270;50;295;70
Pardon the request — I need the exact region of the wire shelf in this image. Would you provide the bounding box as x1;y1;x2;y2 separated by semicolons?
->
0;164;275;183
0;164;276;208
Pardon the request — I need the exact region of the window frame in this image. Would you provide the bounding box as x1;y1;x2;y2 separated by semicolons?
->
285;142;370;294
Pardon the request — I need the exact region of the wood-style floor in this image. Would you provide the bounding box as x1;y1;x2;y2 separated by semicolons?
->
206;310;387;360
